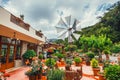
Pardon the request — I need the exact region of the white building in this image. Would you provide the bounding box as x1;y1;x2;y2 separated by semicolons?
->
0;6;45;70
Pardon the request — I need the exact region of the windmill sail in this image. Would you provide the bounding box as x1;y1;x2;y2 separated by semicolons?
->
73;33;80;40
56;15;80;43
58;30;67;40
55;27;66;33
58;18;68;28
65;15;71;27
72;19;80;30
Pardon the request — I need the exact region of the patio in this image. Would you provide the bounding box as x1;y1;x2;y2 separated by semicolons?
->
6;63;99;80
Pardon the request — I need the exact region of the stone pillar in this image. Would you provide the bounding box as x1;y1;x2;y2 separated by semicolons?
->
21;41;28;55
21;41;28;65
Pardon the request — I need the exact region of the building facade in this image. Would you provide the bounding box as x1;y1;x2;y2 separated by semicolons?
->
0;6;45;70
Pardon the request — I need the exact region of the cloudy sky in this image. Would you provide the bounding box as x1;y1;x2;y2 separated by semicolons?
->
0;0;119;39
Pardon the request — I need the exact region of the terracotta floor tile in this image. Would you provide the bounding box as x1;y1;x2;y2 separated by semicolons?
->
6;64;98;80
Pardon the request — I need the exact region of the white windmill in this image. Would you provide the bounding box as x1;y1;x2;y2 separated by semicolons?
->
55;15;81;43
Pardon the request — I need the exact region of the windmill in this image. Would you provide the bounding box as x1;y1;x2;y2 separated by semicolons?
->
55;15;81;43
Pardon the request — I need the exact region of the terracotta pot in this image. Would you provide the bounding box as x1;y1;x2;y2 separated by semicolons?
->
38;73;42;79
105;54;109;60
86;61;90;66
75;63;81;66
99;63;103;66
98;73;106;80
28;75;38;80
92;68;100;76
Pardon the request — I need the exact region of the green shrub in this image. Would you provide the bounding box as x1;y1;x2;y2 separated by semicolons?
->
47;69;64;80
90;58;99;68
65;45;77;52
65;59;72;65
22;50;36;59
56;53;64;59
74;57;82;63
104;65;120;80
45;58;56;68
111;44;120;53
86;52;95;60
38;54;43;59
104;49;111;55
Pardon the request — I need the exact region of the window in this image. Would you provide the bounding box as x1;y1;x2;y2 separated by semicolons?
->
9;46;14;62
1;37;11;43
0;45;7;64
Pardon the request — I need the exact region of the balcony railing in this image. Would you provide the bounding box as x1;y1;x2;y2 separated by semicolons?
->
10;14;30;31
36;31;43;38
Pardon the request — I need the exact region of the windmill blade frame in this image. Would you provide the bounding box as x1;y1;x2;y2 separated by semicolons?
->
56;15;81;43
58;30;68;40
65;15;71;27
58;18;68;28
55;26;66;33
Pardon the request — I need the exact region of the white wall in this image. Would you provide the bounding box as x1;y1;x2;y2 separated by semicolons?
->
0;7;45;42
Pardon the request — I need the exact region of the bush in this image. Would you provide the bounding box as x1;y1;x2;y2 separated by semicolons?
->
74;57;82;63
86;52;95;60
111;44;120;53
45;58;56;68
47;69;64;80
38;54;43;59
56;53;64;59
65;59;72;65
90;58;99;68
22;50;36;59
104;49;111;55
65;45;77;52
104;65;120;80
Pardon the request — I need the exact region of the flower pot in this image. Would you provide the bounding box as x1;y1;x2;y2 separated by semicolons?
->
98;73;106;80
38;73;42;79
86;61;90;66
28;75;38;80
92;68;100;76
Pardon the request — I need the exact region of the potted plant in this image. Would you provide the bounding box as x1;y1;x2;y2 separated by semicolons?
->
86;52;95;65
38;54;43;60
22;50;36;64
103;49;111;60
90;58;100;76
104;65;120;80
45;58;56;68
98;72;106;80
65;59;72;66
25;60;42;80
74;57;82;66
56;53;64;61
47;69;64;80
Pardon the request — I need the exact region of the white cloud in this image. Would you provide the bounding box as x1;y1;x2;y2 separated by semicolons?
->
2;0;120;39
0;0;2;4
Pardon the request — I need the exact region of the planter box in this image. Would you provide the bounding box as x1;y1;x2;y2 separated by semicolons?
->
14;60;22;67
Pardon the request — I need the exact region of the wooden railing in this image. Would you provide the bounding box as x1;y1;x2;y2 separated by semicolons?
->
10;14;30;31
36;31;43;38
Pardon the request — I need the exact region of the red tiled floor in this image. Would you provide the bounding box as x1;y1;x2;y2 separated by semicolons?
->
7;66;30;80
6;64;99;80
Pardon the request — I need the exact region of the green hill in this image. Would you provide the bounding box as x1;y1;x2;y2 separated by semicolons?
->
81;1;120;43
